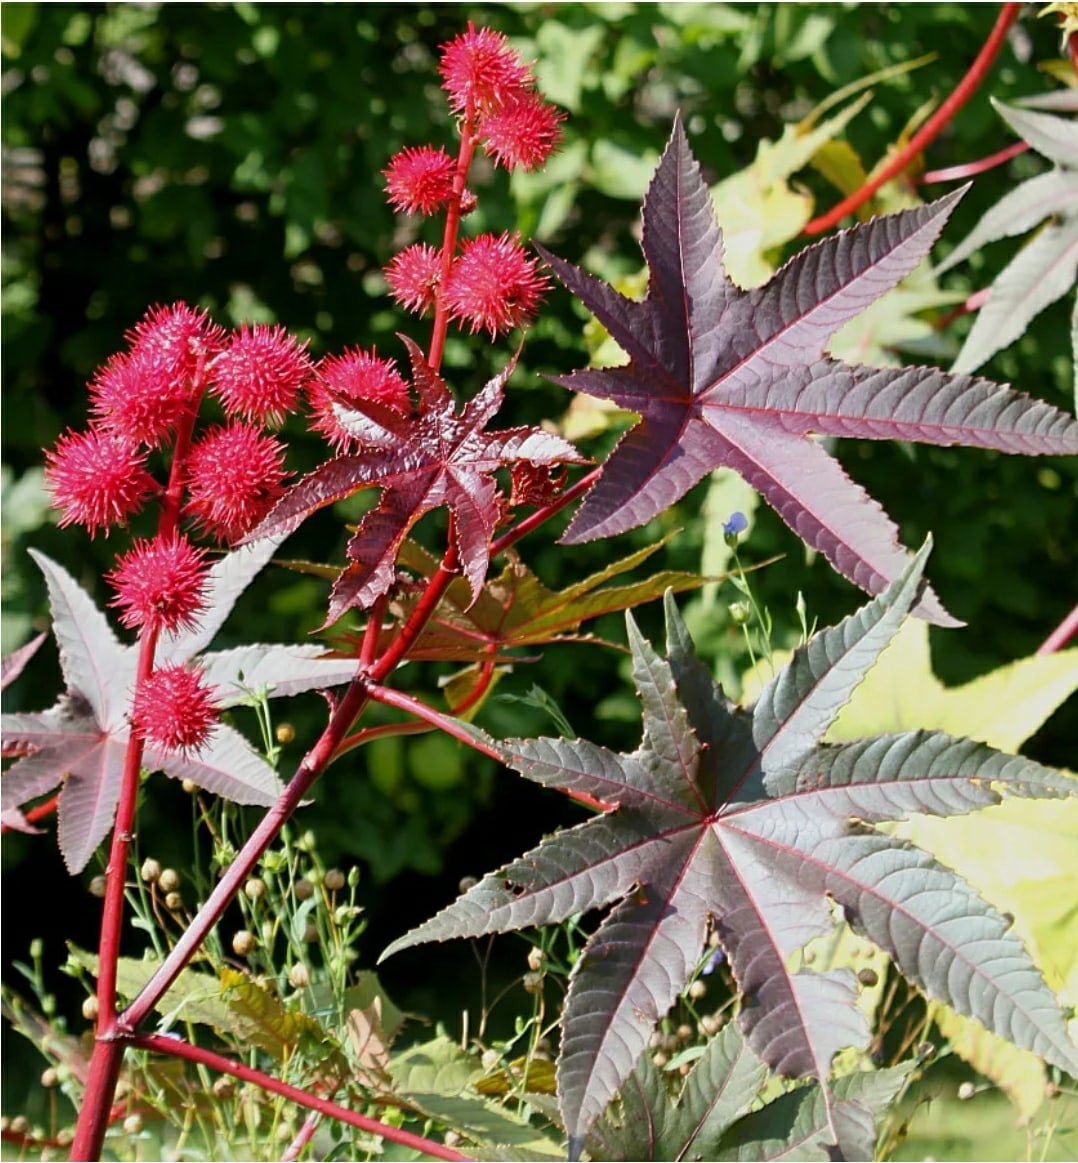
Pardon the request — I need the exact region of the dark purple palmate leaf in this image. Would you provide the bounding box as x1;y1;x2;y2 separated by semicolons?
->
0;542;360;872
246;339;584;622
540;115;1078;626
382;543;1078;1154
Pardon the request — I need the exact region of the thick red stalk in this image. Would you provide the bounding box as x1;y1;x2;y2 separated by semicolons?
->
131;1032;470;1161
24;793;60;824
803;3;1021;235
921;140;1028;184
428;116;478;371
71;371;207;1162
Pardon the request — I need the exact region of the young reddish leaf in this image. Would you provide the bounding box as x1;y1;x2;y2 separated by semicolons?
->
1;548;358;872
382;548;1078;1148
352;535;720;663
541;116;1078;625
246;339;584;622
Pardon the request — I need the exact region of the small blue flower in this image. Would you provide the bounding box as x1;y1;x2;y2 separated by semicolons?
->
702;947;726;976
722;511;748;544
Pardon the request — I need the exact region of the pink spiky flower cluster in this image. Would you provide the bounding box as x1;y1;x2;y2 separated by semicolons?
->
381;23;563;340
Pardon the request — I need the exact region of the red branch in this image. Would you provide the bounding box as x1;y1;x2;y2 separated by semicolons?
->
804;3;1022;235
1037;603;1078;655
131;1032;471;1162
921;140;1028;184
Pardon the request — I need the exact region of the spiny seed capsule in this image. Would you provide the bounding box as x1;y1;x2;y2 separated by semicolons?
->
232;930;255;957
158;868;180;893
123;1114;143;1135
857;968;879;987
324;868;345;891
527;947;545;973
164;892;182;911
522;971;543;995
82;996;99;1021
140;858;162;883
244;878;266;900
688;980;707;1000
40;1068;58;1089
89;875;107;898
289;963;310;989
294;878;314;901
276;723;295;744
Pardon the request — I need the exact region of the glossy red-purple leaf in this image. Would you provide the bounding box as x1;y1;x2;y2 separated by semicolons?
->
544;116;1078;625
383;548;1078;1148
248;339;584;618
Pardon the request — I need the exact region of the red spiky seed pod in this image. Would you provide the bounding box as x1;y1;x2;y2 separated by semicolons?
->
444;232;550;337
307;348;411;450
44;427;157;535
208;324;313;425
383;146;457;216
124;302;225;388
384;243;443;316
439;23;534;115
131;664;219;754
90;348;196;447
479;91;564;171
106;532;208;635
184;422;287;543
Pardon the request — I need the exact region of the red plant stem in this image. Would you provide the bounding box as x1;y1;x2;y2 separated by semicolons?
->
359;594;388;669
448;655;497;716
131;1032;470;1162
282;1110;322;1162
366;682;505;762
119;675;369;1032
803;2;1022;235
933;287;991;332
490;467;602;558
921;140;1028;184
367;681;613;814
25;793;60;823
1037;603;1078;655
428;116;479;372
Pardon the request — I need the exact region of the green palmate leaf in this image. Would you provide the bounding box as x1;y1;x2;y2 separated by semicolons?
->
383;546;1078;1153
386;1036;561;1155
218;968;332;1062
587;1023;769;1162
713;1062;915;1162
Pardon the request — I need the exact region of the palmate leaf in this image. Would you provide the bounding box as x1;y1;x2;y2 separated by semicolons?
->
352;535;720;664
0;543;359;872
247;339;583;622
541;116;1078;626
382;545;1078;1153
943;96;1078;374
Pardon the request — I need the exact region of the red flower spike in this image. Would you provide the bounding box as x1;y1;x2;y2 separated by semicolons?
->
131;664;219;754
208;324;313;425
479;92;564;171
444;232;550;338
185;423;287;543
125;302;225;388
439;23;533;114
44;427;157;535
383;146;457;216
384;243;443;316
308;348;411;451
107;532;209;634
90;348;195;447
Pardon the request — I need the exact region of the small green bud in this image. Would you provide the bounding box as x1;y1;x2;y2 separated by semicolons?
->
347;866;361;888
729;601;752;625
324;868;346;892
244;878;266;901
158;868;180;893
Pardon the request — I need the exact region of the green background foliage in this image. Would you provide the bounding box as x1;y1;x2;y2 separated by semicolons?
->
2;3;1075;1151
